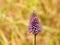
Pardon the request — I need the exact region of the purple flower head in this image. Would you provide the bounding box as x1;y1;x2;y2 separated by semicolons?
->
28;12;42;35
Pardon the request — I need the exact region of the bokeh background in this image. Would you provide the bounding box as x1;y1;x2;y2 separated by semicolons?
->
0;0;60;45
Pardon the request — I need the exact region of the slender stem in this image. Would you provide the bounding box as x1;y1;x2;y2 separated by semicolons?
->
34;34;36;45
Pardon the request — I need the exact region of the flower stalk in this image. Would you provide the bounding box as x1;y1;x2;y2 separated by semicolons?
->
34;34;36;45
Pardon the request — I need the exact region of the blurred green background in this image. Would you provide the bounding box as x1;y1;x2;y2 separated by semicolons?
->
0;0;60;45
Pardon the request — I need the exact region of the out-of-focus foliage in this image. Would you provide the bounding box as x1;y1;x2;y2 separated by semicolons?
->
0;0;60;45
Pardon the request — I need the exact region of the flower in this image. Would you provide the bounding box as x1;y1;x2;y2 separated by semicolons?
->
28;11;42;35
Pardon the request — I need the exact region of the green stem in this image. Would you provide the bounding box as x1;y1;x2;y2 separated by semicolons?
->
34;34;36;45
